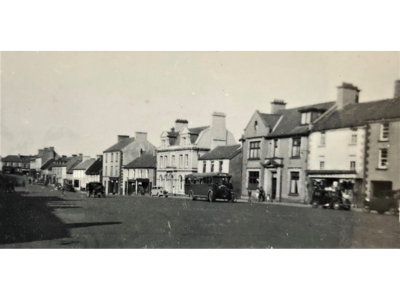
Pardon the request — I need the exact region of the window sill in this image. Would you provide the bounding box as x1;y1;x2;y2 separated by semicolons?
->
290;156;301;159
348;143;357;146
318;145;326;148
248;158;261;161
376;168;388;171
378;140;389;143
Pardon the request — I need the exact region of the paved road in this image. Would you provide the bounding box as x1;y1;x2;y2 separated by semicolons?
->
1;184;399;248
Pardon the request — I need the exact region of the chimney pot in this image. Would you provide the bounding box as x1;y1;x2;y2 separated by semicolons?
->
118;135;130;143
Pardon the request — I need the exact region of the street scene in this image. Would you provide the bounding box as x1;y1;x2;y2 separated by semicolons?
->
1;52;400;249
1;175;399;248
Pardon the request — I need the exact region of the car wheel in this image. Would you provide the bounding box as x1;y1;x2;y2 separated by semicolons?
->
362;206;371;213
377;210;386;214
311;201;319;208
333;202;341;210
208;191;214;202
228;194;235;203
87;191;90;197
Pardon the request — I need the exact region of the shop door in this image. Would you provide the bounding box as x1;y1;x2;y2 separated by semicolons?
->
271;173;277;199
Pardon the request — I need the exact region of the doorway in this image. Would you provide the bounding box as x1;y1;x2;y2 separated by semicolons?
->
271;173;277;199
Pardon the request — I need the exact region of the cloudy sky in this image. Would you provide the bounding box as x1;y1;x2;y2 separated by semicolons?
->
1;51;399;157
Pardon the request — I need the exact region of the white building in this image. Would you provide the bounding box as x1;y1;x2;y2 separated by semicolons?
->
157;113;237;195
72;157;96;190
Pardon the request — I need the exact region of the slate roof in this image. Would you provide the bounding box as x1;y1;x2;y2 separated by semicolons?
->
259;113;281;128
1;155;36;162
85;159;103;175
312;98;400;132
167;126;210;146
124;154;157;169
267;101;335;138
41;158;55;170
72;158;96;171
103;137;136;153
199;144;242;160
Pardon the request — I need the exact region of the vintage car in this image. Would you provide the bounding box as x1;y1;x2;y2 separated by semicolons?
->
363;190;399;215
311;189;351;210
150;186;168;197
86;182;105;197
184;172;236;203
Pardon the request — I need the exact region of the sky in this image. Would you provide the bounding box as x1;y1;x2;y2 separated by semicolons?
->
1;51;399;158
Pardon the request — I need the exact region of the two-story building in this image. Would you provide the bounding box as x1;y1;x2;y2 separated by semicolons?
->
51;155;83;185
1;155;36;175
102;133;156;195
157;112;237;195
198;144;242;196
308;81;400;205
364;81;400;199
123;154;157;195
241;99;335;203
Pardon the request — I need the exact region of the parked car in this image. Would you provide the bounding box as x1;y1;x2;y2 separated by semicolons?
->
86;182;105;197
151;186;168;197
311;189;351;210
363;190;399;215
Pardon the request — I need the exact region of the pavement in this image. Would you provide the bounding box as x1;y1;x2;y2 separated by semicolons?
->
1;183;399;248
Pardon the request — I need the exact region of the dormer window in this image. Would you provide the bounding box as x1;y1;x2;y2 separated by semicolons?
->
301;112;312;125
182;137;186;145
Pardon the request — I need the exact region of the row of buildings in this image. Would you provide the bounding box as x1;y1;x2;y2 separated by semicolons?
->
1;80;399;204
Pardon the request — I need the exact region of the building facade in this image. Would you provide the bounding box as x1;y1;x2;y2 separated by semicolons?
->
308;82;400;205
51;155;83;185
72;157;96;190
30;147;59;179
198;144;242;197
241;99;334;203
1;155;36;175
123;154;157;195
102;133;156;195
157;113;237;195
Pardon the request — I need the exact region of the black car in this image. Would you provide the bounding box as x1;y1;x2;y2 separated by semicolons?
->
311;189;351;210
86;182;105;197
363;190;399;215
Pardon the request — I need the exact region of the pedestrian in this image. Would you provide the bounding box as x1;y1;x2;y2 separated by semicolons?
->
258;186;266;202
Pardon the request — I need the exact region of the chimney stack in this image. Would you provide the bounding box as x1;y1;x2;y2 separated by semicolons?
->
175;119;189;132
395;80;400;98
210;112;227;149
135;132;148;142
96;154;103;161
337;82;360;110
118;135;130;143
38;149;44;156
271;100;286;114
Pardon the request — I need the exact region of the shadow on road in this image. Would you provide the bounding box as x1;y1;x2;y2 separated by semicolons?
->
0;190;121;245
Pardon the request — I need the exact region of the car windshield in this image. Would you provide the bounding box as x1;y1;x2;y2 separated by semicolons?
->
213;177;231;185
